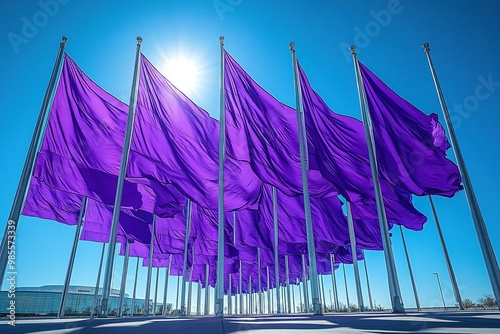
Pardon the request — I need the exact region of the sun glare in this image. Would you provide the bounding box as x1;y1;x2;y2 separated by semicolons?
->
159;49;205;97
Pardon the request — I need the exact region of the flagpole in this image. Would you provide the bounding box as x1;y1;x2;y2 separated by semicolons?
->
144;214;157;316
248;275;252;314
343;264;350;312
423;43;500;310
285;255;291;313
298;278;303;312
92;243;106;317
187;265;193;315
321;275;327;313
0;36;67;284
398;225;421;311
292;281;296;313
257;247;263;314
162;255;171;316
301;254;310;312
330;254;339;312
131;257;139;316
100;36;142;317
362;250;374;311
197;280;202;315
228;273;232;314
215;35;226;318
428;195;464;310
239;260;243;314
58;196;88;318
153;267;160;316
267;266;271;314
350;45;405;313
272;186;281;313
204;264;210;315
290;41;322;315
118;239;131;317
346;202;365;311
175;275;180;311
181;199;192;315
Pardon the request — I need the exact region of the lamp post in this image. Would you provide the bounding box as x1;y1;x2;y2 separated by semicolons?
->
434;272;446;310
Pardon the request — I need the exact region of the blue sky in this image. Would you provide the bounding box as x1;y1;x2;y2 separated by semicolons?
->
1;0;499;312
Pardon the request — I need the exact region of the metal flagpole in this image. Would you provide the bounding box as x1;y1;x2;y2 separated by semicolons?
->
92;243;106;317
0;36;67;284
175;275;180;311
346;202;365;311
423;43;500;310
239;260;243;314
58;196;88;318
298;279;303;312
118;240;131;317
100;37;142;317
130;257;140;316
362;250;374;311
350;45;405;313
257;248;262;314
285;255;291;313
181;199;192;315
162;255;171;316
302;254;310;312
321;275;327;313
153;267;160;316
290;42;322;315
228;274;232;315
343;264;350;312
399;226;421;311
267;267;271;314
329;289;333;312
197;280;202;315
144;214;157;316
272;186;281;313
330;254;339;312
429;195;464;310
216;35;226;317
204;264;210;315
292;281;296;313
187;265;193;315
248;275;252;314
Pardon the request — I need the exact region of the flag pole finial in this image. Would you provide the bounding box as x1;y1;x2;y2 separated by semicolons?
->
220;36;224;46
137;36;142;45
423;42;430;53
350;45;356;55
61;36;67;45
289;42;295;54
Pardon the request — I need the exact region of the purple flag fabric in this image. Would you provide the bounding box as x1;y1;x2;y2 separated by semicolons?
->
224;51;337;198
32;55;186;218
298;62;426;231
127;54;262;211
359;62;462;197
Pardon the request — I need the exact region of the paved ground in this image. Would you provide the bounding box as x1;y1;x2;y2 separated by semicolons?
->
1;311;500;334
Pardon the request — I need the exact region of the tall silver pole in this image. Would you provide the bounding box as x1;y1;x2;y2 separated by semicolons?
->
362;250;373;311
343;264;350;312
320;275;327;313
290;42;322;315
92;243;106;317
197;280;202;315
216;35;226;317
204;264;210;315
257;248;262;314
144;214;157;316
429;195;464;310
228;273;232;315
346;202;365;311
298;279;303;312
118;240;131;317
423;43;500;310
239;261;243;314
350;45;404;313
58;196;88;318
100;37;142;316
330;254;339;312
162;254;171;316
329;289;333;312
0;36;68;284
434;272;446;309
285;255;291;313
301;254;310;312
267;267;271;314
292;281;296;313
153;267;160;316
181;199;192;315
130;257;140;316
187;265;193;315
175;275;180;310
272;187;281;313
399;226;421;311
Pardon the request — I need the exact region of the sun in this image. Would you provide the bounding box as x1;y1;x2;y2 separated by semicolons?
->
159;48;205;97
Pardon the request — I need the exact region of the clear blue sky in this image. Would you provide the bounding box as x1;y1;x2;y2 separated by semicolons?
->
1;0;499;311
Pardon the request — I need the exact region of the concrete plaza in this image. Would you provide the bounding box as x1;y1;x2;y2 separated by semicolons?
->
2;311;500;334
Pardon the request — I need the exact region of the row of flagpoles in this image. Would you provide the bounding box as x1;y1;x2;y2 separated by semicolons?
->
1;35;499;318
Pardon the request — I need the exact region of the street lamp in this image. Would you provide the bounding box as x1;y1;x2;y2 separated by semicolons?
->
434;272;446;310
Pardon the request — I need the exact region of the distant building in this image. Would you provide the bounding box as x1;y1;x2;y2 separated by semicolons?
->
0;285;169;316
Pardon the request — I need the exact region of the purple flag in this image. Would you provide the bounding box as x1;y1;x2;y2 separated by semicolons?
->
359;62;462;197
224;51;337;198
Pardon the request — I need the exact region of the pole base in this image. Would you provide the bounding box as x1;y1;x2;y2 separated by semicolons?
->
312;299;323;316
392;296;405;313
